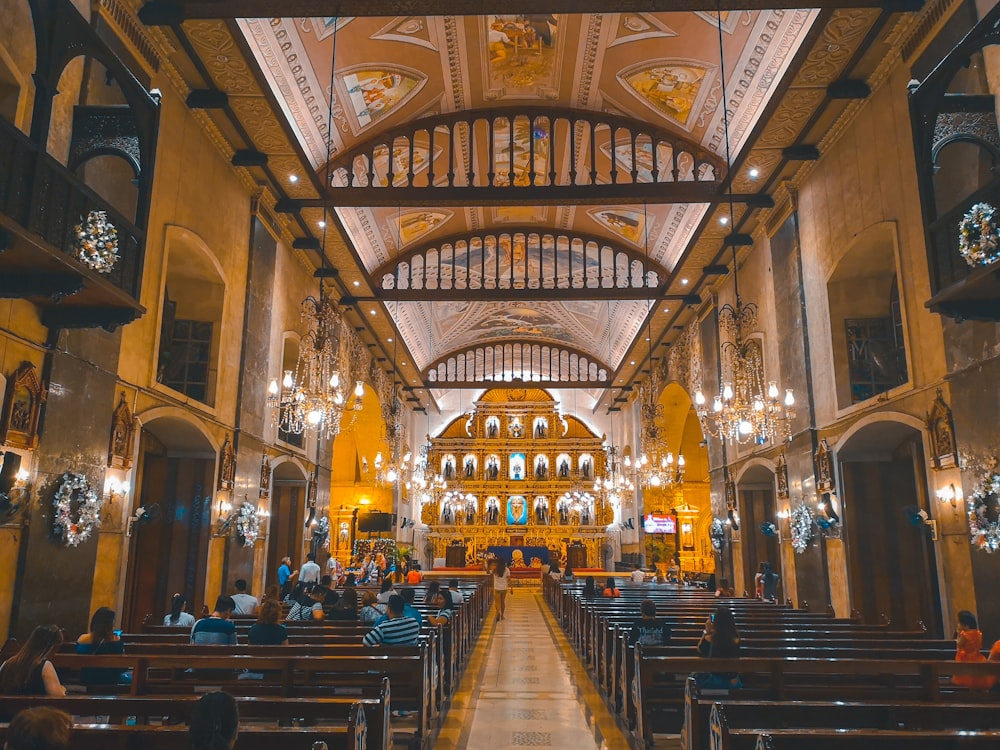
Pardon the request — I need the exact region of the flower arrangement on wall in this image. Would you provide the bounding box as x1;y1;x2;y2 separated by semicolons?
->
789;503;814;554
53;472;103;547
74;210;120;273
235;501;261;547
958;202;1000;267
968;471;1000;553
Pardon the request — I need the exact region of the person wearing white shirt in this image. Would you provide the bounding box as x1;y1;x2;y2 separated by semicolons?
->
326;555;344;584
299;552;321;585
230;579;259;615
376;579;395;604
631;566;646;583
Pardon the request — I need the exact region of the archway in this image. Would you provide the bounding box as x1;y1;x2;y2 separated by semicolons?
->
122;413;216;630
838;418;941;632
736;461;779;599
266;459;308;592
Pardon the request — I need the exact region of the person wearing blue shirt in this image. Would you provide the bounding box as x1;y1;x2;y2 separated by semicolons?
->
278;555;296;596
375;587;423;628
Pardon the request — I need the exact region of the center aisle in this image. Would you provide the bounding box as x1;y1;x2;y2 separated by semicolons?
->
434;589;632;749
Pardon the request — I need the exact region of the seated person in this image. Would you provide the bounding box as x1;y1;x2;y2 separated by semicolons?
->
229;579;258;615
287;585;327;621
377;578;395;604
0;625;66;696
191;596;237;645
163;593;195;627
694;606;741;689
376;587;424;628
602;577;620;597
320;575;341;606
5;707;71;750
360;591;387;625
426;590;454;626
953;610;993;689
248;599;288;645
363;595;421;646
630;565;646;583
76;606;127;685
189;691;239;750
328;587;358;621
629;599;671;647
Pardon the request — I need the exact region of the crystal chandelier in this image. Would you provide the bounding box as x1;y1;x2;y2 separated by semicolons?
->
694;297;795;444
267;293;351;439
631;365;685;489
692;12;794;446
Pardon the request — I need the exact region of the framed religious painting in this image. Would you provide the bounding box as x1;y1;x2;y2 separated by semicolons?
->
1;362;45;449
107;391;136;469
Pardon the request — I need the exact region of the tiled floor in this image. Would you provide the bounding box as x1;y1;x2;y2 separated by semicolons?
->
432;591;633;750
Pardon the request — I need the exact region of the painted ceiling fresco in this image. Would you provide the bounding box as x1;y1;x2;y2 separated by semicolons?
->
238;10;819;390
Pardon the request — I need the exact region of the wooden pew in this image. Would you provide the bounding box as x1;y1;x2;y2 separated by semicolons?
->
0;680;389;750
752;728;1000;750
50;651;430;748
0;706;367;750
632;655;1000;747
709;699;1000;750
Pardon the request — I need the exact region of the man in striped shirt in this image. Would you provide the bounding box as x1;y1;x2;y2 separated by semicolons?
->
363;594;420;646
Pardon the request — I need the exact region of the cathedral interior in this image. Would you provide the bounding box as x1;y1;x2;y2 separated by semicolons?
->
1;0;1000;646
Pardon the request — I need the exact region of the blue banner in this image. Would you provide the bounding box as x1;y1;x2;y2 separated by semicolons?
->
488;545;550;568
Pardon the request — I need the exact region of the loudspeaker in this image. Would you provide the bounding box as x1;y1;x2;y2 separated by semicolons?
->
0;451;21;495
358;511;395;533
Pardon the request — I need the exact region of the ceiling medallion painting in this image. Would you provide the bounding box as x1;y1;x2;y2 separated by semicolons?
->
392;210;452;247
373;17;438;51
340;66;425;131
620;60;715;130
587;207;646;246
305;17;354;41
608;14;678;48
484;14;562;99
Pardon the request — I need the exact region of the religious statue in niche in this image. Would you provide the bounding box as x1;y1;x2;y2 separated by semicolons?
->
259;453;272;499
465;497;477;525
1;362;45;450
509;453;525;480
724;479;737;512
534;496;549;525
776;451;789;500
815;439;834;493
926;389;958;470
218;435;236;491
464;455;476;478
486;497;500;525
534;455;548;480
580;455;592;479
443;456;455;480
107;391;136;470
558;457;570;478
534;418;548;438
509;417;523;439
486;456;500;481
486;417;500;438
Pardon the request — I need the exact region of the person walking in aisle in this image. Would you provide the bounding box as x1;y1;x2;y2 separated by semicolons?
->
493;556;510;621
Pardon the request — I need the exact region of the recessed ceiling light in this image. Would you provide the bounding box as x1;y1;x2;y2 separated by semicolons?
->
663;308;670;313
401;362;407;366
318;220;326;228
387;337;393;343
352;280;360;287
720;216;729;225
289;174;299;183
630;360;635;365
645;337;650;341
748;167;760;179
370;309;377;316
681;278;689;285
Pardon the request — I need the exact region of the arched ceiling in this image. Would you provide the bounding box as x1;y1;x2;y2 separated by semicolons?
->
145;2;906;414
238;11;815;395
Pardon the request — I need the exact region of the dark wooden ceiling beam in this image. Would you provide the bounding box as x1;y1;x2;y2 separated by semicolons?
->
375;288;684;302
276;188;773;210
140;0;923;21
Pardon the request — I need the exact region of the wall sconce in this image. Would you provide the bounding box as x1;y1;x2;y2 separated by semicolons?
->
104;475;130;504
0;463;31;519
936;483;960;514
217;492;234;534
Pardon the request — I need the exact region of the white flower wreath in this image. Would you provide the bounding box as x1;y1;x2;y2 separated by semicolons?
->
967;472;1000;553
53;472;103;547
789;503;814;555
235;501;261;547
74;210;120;273
958;202;1000;268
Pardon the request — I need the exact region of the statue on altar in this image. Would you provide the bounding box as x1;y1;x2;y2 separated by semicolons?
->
534;496;549;525
486;498;500;525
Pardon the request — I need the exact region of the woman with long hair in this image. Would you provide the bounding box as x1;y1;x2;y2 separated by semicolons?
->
424;580;441;606
328;586;358;621
694;605;742;689
603;576;620;597
427;589;454;626
0;625;66;696
189;691;238;750
359;591;387;625
582;575;598;599
164;593;195;627
76;606;126;685
492;556;510;622
248;599;288;645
